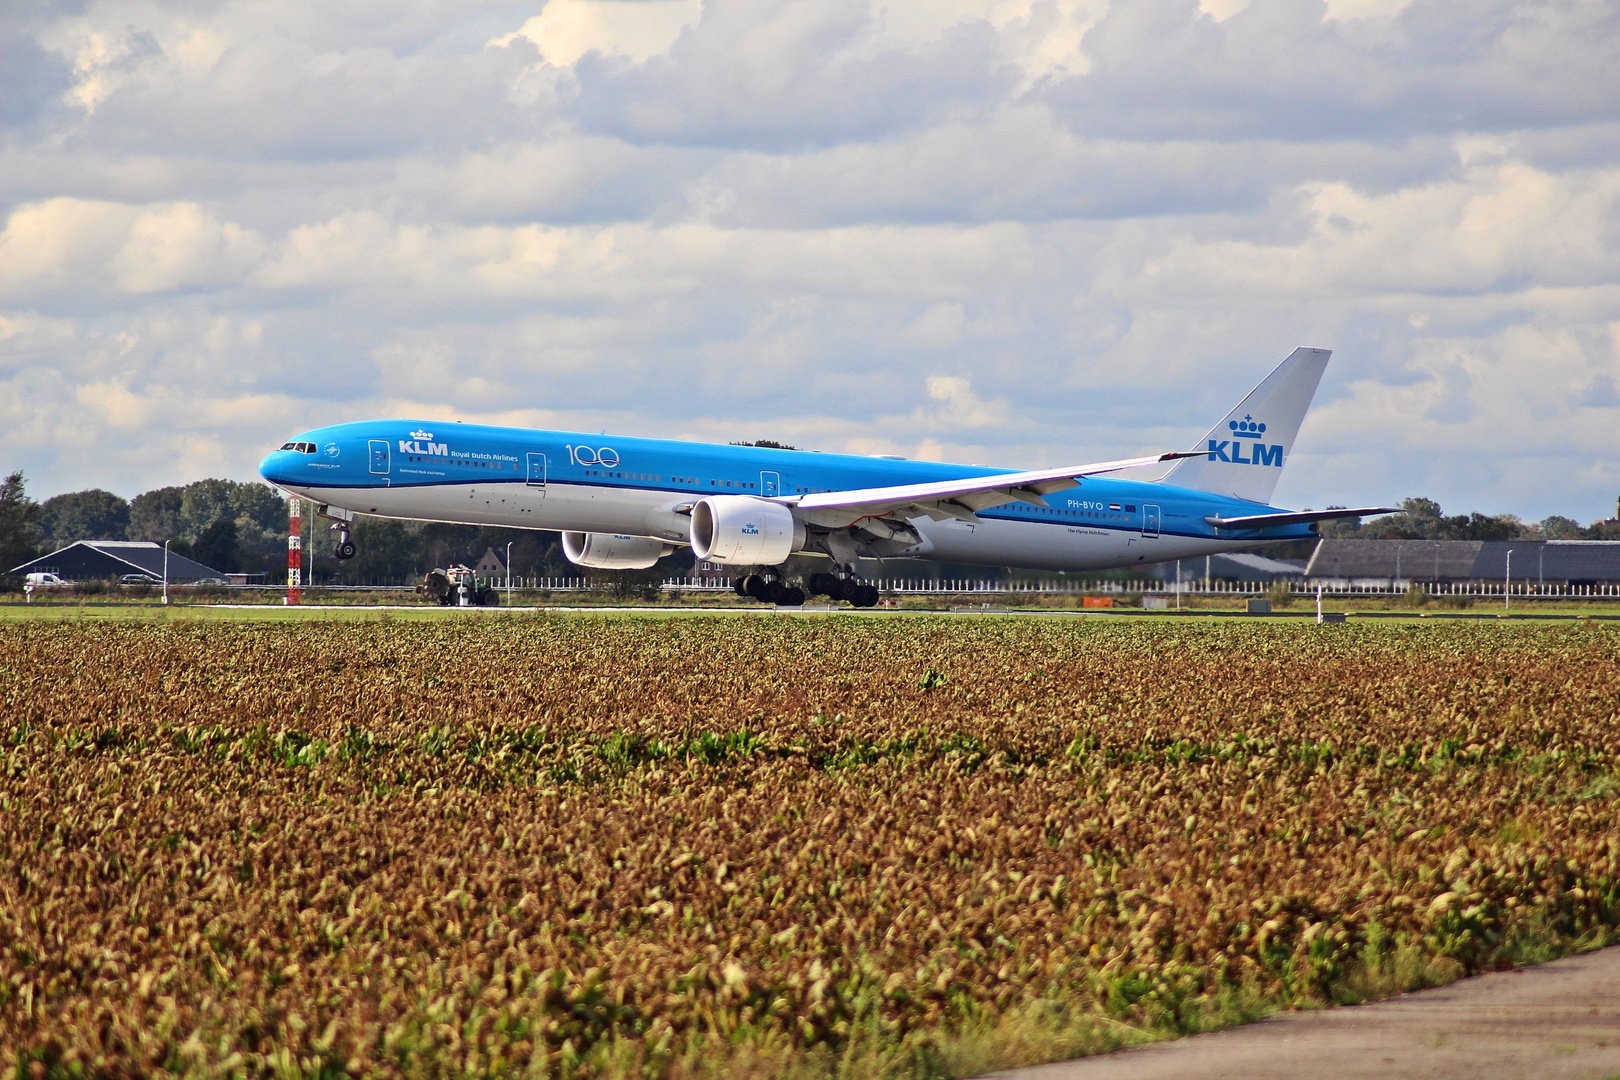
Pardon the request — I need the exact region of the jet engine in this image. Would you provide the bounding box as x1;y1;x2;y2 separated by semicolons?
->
690;495;806;566
562;532;675;570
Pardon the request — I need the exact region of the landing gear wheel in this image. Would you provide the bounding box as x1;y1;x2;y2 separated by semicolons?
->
808;572;836;598
836;578;860;603
733;576;749;597
856;584;880;608
779;586;805;606
741;574;766;600
335;540;357;560
759;579;785;604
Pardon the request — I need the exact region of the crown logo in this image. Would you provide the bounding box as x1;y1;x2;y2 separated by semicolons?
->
410;429;434;440
1228;415;1266;439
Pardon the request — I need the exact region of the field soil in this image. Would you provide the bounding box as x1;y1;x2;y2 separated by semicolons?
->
2;617;1618;1079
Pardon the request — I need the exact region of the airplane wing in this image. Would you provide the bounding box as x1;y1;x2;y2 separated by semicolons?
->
1204;506;1399;529
781;451;1206;524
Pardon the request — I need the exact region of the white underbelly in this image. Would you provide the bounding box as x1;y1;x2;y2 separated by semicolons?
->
913;518;1263;573
306;481;681;536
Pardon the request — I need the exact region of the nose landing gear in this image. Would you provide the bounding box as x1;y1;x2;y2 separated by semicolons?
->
331;523;356;560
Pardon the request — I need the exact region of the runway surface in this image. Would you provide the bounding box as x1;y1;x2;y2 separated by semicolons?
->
984;947;1620;1080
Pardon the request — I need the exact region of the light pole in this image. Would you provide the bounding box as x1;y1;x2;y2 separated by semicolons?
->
162;540;170;605
1505;548;1514;610
506;541;513;606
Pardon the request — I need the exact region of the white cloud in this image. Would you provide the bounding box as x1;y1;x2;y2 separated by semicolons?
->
920;375;1009;428
112;202;267;292
493;0;703;66
0;198;135;293
0;198;265;296
0;0;1616;523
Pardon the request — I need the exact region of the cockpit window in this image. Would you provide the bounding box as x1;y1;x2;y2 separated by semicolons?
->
280;442;295;451
281;441;317;454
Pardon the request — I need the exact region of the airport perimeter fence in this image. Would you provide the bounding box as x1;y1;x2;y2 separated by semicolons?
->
224;576;1620;600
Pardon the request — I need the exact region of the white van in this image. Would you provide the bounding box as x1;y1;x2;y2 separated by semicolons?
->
25;572;67;586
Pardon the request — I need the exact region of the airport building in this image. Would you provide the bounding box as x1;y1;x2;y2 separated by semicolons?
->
10;540;227;583
1305;539;1620;588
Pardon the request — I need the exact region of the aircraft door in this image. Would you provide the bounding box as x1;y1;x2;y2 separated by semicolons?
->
368;439;390;475
526;453;547;493
760;471;780;498
1142;504;1161;538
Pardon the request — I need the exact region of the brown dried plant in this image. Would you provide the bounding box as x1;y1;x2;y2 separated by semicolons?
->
1;617;1617;1078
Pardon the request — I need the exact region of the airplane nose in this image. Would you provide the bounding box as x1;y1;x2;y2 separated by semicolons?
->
259;451;294;486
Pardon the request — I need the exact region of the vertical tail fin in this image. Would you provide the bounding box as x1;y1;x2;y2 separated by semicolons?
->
1157;347;1330;504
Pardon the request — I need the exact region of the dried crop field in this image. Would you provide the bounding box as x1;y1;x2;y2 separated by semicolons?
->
3;617;1619;1079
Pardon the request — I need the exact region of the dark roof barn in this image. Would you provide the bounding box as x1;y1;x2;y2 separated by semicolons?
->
1305;540;1620;585
1147;552;1307;583
11;541;226;582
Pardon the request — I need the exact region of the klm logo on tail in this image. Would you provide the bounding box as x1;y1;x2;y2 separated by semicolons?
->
1207;415;1283;467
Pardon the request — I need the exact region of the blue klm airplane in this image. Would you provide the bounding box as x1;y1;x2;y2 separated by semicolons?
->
259;348;1391;606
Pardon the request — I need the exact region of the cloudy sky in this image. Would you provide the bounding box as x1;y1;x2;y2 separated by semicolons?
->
2;0;1617;520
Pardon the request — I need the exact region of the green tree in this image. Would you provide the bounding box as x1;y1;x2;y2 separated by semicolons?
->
1315;511;1362;539
1537;515;1584;539
420;522;478;570
179;479;234;539
229;484;290;572
346;519;423;582
1433;513;1517;541
1399;497;1444;533
129;486;184;542
37;489;130;546
228;482;287;532
0;471;40;582
191;518;239;574
1332;497;1443;540
130;480;288;572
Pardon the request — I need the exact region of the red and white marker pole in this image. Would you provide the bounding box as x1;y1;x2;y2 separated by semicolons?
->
287;496;302;605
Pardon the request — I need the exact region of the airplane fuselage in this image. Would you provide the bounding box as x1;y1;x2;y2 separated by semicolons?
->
259;418;1313;572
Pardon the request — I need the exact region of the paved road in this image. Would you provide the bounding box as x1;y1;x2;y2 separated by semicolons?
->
985;948;1620;1080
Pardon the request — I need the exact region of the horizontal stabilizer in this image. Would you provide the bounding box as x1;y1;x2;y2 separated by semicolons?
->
1204;506;1399;530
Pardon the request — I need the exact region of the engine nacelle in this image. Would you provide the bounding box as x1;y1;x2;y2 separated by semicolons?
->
690;495;806;566
562;532;675;570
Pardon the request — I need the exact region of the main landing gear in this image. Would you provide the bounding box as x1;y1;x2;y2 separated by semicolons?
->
808;572;880;608
734;574;806;606
733;565;880;609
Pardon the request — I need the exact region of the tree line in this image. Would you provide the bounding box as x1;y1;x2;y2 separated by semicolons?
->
0;471;699;587
1318;497;1620;542
0;472;292;579
4;470;1617;588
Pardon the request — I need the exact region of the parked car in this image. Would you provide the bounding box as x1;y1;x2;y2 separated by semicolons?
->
194;577;228;586
120;573;158;585
25;572;66;587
